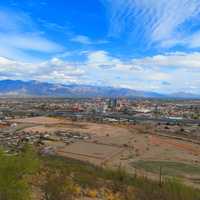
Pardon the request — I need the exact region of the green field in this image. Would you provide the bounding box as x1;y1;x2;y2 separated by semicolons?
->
132;160;200;177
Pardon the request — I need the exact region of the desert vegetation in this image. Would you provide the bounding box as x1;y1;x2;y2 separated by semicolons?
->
0;146;199;200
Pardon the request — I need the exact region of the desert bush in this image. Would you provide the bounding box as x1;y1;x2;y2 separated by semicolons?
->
0;145;40;200
41;171;75;200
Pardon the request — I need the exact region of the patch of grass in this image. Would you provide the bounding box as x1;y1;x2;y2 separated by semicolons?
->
132;160;200;177
0;145;40;200
42;155;200;200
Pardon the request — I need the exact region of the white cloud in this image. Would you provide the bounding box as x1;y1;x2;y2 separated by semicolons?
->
0;9;35;32
88;50;111;63
86;50;200;73
102;0;200;48
84;50;200;93
0;33;63;53
0;9;64;60
187;32;200;48
0;56;85;84
71;35;108;45
132;52;200;69
0;49;200;93
71;35;92;45
87;50;138;71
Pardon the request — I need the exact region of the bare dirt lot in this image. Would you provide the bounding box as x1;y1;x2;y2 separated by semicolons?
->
55;141;123;166
10;116;200;187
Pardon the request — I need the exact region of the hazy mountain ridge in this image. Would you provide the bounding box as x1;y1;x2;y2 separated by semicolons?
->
0;80;199;99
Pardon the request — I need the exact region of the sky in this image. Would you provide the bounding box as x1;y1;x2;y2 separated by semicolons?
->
0;0;200;93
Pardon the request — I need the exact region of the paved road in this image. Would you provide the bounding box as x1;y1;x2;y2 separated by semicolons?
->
49;111;200;125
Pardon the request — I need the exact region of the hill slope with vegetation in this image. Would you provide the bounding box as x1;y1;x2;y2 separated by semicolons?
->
0;146;199;200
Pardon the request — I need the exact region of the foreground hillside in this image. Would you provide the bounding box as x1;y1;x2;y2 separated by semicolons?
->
0;145;199;200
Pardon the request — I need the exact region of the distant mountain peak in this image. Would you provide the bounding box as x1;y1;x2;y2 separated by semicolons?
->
0;79;199;99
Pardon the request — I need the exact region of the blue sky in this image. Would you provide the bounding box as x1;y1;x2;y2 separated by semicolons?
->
0;0;200;93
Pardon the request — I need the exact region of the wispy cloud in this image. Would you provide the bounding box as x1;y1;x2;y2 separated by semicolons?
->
71;35;93;45
0;33;63;53
0;9;64;60
102;0;200;48
71;35;108;45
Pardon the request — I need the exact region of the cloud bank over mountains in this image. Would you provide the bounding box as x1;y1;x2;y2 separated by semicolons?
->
1;50;200;93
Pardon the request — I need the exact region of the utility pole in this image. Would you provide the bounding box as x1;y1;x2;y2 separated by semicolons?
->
159;166;163;187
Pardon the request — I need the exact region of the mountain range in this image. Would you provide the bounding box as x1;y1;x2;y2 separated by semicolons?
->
0;80;199;99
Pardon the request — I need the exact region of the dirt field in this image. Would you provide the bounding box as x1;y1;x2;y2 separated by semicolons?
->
55;141;123;166
11;116;200;186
